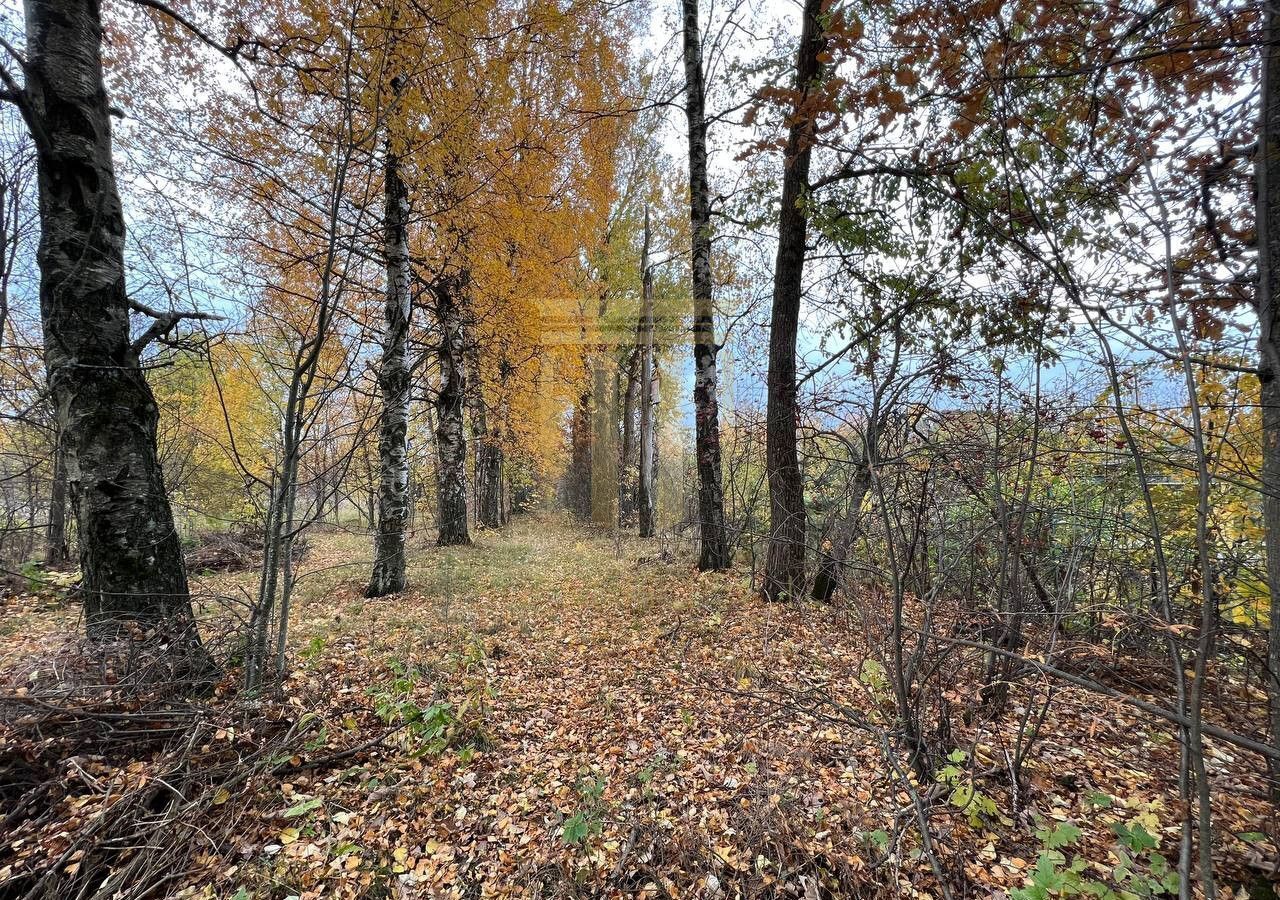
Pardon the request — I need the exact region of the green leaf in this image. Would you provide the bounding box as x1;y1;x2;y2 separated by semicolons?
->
283;797;323;818
1118;823;1157;853
1044;822;1083;850
562;813;589;845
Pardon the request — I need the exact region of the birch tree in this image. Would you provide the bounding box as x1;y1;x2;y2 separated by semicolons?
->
0;0;215;645
680;0;730;569
367;91;413;595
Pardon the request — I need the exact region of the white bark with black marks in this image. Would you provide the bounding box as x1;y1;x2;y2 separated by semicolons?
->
19;0;199;641
617;345;639;526
638;209;656;537
681;0;731;570
367;144;412;597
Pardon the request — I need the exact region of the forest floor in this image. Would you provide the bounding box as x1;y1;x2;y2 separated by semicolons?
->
1;515;1277;899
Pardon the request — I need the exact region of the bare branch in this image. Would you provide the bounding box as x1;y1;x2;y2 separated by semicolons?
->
128;298;225;355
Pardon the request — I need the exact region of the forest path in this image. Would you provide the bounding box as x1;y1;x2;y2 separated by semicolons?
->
240;516;1270;898
265;516;901;896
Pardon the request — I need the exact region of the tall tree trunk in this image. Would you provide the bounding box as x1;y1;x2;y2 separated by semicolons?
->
617;345;640;526
588;271;615;525
367;143;412;597
463;334;484;526
0;171;11;344
22;0;196;637
591;353;617;525
1256;0;1280;801
313;468;326;525
434;273;471;546
464;334;504;529
46;427;69;567
681;0;731;571
638;212;657;537
568;387;593;518
476;440;503;527
501;468;511;520
762;0;826;601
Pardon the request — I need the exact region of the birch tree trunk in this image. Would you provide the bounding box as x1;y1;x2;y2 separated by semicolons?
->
21;0;196;638
617;345;639;527
681;0;731;570
637;212;657;538
1255;0;1280;800
434;273;471;546
367;144;412;597
762;0;825;601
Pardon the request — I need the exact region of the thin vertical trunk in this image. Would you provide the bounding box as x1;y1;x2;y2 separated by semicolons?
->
589;269;615;525
0;175;9;344
25;467;38;560
762;0;826;601
272;465;300;683
568;387;593;518
463;332;485;526
247;471;280;689
501;469;511;520
249;402;307;688
476;440;503;527
249;304;334;688
423;400;438;523
367;142;412;597
313;468;326;525
681;0;731;571
617;345;640;526
651;360;661;488
45;427;69;567
464;333;503;529
489;363;513;528
591;351;617;524
434;273;471;546
22;0;196;638
1259;0;1280;803
638;212;657;537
